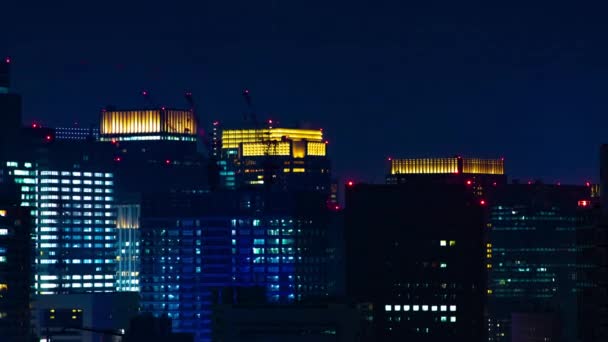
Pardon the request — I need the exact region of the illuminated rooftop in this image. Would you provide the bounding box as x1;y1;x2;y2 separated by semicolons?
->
222;128;324;149
389;157;505;175
100;109;196;141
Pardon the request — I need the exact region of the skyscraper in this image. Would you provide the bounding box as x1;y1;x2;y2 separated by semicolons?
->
4;160;117;294
139;190;333;342
485;183;594;342
0;174;34;341
98;107;208;193
386;157;506;197
344;183;486;341
220;127;331;198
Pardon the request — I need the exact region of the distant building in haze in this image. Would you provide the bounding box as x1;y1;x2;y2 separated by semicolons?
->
344;183;486;341
54;126;100;141
386;157;506;196
485;183;594;342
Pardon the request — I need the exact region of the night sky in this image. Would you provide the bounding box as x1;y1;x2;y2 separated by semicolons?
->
2;1;608;184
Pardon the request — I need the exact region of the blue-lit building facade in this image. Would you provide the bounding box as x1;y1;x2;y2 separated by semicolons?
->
116;203;140;292
486;183;594;342
3;160;117;294
140;191;332;342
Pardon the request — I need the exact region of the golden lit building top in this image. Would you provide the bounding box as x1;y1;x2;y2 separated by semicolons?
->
100;108;196;141
222;128;323;149
390;157;504;175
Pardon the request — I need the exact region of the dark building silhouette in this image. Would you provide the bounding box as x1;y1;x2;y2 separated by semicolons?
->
510;312;561;342
344;183;486;341
123;313;194;342
32;292;139;342
0;171;34;341
485;183;594;342
212;294;363;342
0;58;23;158
588;144;608;342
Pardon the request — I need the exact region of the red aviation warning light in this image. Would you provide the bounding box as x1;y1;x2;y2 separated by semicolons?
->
578;200;589;207
347;180;354;187
479;199;486;206
466;180;472;186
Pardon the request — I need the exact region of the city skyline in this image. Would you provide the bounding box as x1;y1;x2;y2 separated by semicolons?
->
2;2;606;185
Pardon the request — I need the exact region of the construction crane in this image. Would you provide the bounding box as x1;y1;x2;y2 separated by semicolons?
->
184;91;208;150
240;89;279;190
141;90;179;133
241;89;272;149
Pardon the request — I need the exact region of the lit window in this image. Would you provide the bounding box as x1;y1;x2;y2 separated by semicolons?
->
449;240;456;246
403;305;410;311
440;263;447;268
422;305;428;311
431;305;438;312
0;229;8;235
413;305;419;311
440;240;447;246
394;305;401;311
440;305;447;312
450;305;456;312
385;305;392;312
451;316;456;323
441;316;447;322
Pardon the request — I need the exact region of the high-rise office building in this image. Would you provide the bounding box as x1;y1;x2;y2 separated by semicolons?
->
344;183;486;341
0;175;34;341
386;157;506;197
98;107;208;193
4;160;117;295
485;183;594;342
139;190;333;342
220;127;331;198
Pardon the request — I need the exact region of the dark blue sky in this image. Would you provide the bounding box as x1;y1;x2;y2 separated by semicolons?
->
2;1;607;184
